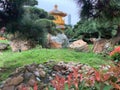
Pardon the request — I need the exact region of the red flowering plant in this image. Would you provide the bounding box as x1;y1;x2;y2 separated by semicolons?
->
50;67;84;90
51;75;66;90
110;46;120;62
21;82;38;90
50;66;116;90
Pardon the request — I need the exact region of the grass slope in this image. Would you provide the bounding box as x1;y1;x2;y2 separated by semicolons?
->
0;40;112;82
0;48;110;68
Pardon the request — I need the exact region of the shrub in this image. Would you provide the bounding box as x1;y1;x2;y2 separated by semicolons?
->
50;64;120;90
110;46;120;62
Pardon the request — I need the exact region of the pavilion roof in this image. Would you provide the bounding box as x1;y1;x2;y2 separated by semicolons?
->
49;5;67;17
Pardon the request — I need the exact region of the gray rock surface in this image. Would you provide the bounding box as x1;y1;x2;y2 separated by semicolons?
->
0;43;9;50
47;33;69;48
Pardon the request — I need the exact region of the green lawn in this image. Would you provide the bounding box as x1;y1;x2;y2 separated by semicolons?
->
0;48;111;68
0;40;112;82
0;39;9;44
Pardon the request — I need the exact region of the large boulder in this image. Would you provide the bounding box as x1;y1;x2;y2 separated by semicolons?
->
47;33;69;48
69;39;89;52
10;39;36;52
0;43;9;51
91;38;113;54
0;37;6;40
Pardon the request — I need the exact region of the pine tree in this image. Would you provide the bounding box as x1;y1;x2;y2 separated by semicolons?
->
75;0;120;53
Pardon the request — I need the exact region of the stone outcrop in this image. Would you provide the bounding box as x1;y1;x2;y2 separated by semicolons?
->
47;33;69;48
69;39;89;52
47;39;62;48
0;43;9;51
91;38;113;54
0;37;6;40
10;39;36;52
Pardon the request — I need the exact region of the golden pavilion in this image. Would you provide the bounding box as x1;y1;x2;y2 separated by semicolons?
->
49;5;67;30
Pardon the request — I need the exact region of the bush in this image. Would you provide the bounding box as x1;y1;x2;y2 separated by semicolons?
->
110;46;120;62
64;27;74;39
50;64;120;90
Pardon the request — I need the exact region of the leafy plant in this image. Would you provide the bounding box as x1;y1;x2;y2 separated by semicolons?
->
74;0;120;44
21;82;38;90
51;75;65;90
110;46;120;62
50;64;120;90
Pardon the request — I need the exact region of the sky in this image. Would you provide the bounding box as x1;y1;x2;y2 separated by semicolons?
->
37;0;80;25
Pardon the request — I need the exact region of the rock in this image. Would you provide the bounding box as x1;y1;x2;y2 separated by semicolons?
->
0;43;8;50
2;86;15;90
39;69;46;77
92;38;112;54
10;39;36;52
28;79;36;86
53;65;63;71
34;71;40;77
0;61;95;90
16;84;24;90
47;33;69;48
48;40;62;48
38;64;44;68
24;72;33;80
53;64;67;72
69;39;89;52
10;75;24;85
0;37;6;40
25;64;37;72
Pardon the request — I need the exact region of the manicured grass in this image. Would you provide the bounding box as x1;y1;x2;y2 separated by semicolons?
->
0;48;111;68
0;40;112;82
0;40;9;44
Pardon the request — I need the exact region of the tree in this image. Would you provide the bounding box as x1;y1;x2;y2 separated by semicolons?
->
75;0;120;53
6;6;54;33
76;0;120;36
73;19;116;43
0;0;58;50
76;0;120;52
64;25;74;39
73;20;99;42
6;6;55;43
0;0;38;27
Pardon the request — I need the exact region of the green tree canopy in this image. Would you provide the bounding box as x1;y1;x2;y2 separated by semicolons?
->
74;0;120;40
0;0;38;27
7;6;55;38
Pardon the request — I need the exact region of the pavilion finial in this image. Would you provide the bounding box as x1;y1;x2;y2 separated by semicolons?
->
54;4;58;9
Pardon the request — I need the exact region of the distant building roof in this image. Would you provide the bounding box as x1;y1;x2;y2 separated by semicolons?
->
49;5;67;17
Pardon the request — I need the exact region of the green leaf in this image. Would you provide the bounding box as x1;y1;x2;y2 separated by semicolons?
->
94;82;101;90
79;80;86;90
64;84;69;90
48;86;54;90
103;85;113;90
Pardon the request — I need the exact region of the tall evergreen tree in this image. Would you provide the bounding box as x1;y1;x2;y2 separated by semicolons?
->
75;0;120;41
0;0;56;47
0;0;38;27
